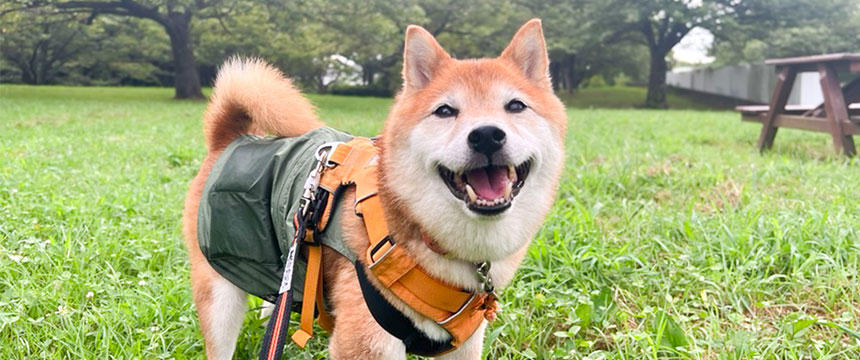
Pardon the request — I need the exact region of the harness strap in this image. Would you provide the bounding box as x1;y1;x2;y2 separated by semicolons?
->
325;139;493;347
366;241;489;345
291;233;320;347
281;137;495;356
292;192;335;347
354;262;454;356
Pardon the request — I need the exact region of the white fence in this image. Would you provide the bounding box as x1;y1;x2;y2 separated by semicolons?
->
667;63;824;106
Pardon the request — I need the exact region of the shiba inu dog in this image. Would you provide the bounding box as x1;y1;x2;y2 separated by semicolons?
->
183;19;567;359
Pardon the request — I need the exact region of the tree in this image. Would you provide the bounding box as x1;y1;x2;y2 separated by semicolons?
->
286;0;531;93
0;9;91;84
0;0;247;98
710;0;860;66
43;0;234;99
635;2;695;108
276;0;405;91
75;16;172;86
522;0;649;92
1;4;177;86
604;0;855;109
603;0;728;108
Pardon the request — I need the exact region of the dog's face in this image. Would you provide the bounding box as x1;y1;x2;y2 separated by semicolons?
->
380;20;567;262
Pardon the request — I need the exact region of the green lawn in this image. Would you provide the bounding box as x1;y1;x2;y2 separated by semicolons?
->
1;84;858;359
558;86;726;110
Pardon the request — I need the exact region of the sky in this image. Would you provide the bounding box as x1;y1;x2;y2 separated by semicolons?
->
672;27;715;65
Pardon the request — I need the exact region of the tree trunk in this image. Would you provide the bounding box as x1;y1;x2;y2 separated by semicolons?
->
165;13;203;99
549;52;577;92
361;62;377;86
21;68;36;84
644;49;669;109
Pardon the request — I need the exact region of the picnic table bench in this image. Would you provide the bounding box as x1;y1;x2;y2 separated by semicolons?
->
736;53;860;156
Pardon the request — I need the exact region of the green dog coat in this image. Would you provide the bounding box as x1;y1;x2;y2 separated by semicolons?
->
197;127;355;302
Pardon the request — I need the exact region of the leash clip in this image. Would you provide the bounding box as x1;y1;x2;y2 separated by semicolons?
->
475;262;495;294
315;142;341;167
475;262;500;321
298;143;339;218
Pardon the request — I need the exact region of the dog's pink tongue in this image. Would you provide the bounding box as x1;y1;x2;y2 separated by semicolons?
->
466;167;508;200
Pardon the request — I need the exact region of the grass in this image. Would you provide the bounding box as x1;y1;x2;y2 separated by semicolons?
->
0;84;858;359
558;86;725;110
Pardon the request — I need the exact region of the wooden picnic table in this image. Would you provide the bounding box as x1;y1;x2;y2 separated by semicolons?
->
736;53;860;156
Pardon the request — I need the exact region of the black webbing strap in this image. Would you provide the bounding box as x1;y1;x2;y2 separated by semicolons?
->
354;262;454;357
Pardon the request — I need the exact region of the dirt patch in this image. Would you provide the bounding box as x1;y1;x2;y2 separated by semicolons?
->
653;190;672;204
747;300;858;346
697;179;743;213
14;113;71;127
646;161;672;176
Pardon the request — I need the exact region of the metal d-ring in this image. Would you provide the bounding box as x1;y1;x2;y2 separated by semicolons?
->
475;262;494;293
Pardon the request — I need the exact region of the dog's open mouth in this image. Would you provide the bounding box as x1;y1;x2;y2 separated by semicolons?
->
438;160;532;215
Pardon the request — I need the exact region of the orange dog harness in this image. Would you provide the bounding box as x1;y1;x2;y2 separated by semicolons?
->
260;137;498;358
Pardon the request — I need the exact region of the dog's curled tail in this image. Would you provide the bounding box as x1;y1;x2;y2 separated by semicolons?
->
203;57;323;152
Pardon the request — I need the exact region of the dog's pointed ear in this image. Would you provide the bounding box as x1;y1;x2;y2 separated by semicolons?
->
402;25;451;91
501;19;550;87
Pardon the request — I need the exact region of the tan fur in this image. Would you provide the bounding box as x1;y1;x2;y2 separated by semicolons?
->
184;19;566;359
202;57;323;151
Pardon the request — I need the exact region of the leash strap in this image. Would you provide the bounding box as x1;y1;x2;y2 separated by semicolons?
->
258;143;337;359
258;214;303;360
258;288;293;360
259;137;497;357
319;138;496;349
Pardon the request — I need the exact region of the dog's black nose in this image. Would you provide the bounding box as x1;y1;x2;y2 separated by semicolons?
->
468;125;506;157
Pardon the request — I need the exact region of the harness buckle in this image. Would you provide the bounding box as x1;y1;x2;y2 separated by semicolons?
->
367;236;396;265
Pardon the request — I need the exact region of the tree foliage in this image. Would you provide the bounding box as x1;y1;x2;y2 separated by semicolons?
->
1;0;855;105
1;9;91;84
603;0;758;108
2;0;257;99
710;0;860;66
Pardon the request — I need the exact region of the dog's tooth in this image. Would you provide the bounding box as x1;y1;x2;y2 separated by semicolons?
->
465;184;477;203
508;164;517;182
504;181;513;199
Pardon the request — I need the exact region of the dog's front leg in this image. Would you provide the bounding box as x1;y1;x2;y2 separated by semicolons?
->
326;264;406;359
433;322;486;360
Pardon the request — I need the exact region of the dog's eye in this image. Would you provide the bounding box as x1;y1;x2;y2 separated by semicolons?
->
505;99;527;113
433;104;458;118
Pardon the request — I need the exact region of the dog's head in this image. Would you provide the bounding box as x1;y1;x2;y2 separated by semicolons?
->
380;19;567;262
